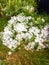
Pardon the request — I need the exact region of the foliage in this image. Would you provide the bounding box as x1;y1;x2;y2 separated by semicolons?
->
0;17;7;31
0;0;37;18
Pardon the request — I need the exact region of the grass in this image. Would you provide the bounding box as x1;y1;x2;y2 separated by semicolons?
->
0;17;8;31
0;47;49;65
0;39;11;53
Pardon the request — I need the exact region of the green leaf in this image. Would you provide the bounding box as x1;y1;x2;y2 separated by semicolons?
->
34;43;39;50
30;34;35;42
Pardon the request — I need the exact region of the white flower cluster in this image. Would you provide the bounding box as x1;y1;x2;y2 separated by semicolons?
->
2;13;48;51
25;24;49;50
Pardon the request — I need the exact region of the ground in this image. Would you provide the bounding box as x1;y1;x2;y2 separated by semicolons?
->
0;46;49;65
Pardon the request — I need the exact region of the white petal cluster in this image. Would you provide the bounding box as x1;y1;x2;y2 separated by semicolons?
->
29;27;40;36
8;16;17;25
25;24;49;51
14;23;27;33
2;13;48;51
16;14;25;22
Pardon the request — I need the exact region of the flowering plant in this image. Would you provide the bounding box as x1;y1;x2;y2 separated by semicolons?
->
2;13;49;51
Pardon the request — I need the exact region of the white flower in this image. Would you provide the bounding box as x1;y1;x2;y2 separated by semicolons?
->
17;15;25;22
20;33;25;38
6;39;20;50
16;34;23;41
44;24;49;29
14;23;27;33
4;26;10;31
2;13;47;51
29;27;36;33
8;16;16;25
40;33;43;38
2;35;10;41
34;29;40;36
35;38;39;43
39;42;44;47
25;32;32;39
29;27;40;36
4;30;13;36
37;42;45;50
41;29;48;37
35;36;44;43
11;16;16;21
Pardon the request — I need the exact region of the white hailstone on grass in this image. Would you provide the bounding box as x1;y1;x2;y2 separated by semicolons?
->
14;23;27;33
